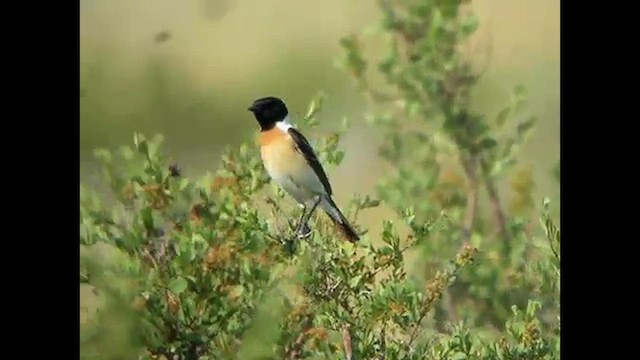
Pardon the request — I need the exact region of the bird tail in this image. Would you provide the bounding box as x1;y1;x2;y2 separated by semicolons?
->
319;195;360;243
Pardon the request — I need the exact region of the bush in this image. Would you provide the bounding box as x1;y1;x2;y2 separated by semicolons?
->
80;0;559;359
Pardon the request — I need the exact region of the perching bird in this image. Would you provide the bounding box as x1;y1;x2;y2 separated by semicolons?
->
248;96;359;242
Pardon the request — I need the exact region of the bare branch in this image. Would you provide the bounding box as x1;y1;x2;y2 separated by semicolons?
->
485;178;509;241
436;154;480;328
461;156;480;243
478;157;511;264
286;314;314;360
342;325;353;360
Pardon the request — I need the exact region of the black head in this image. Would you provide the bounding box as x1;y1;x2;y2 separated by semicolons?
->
248;96;288;131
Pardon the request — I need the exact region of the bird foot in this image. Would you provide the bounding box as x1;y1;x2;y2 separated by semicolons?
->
296;222;312;240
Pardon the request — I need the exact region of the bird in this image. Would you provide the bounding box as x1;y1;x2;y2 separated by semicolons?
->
248;96;359;243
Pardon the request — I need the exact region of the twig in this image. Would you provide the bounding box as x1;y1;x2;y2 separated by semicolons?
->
286;314;314;359
406;274;444;348
376;326;386;360
439;290;456;332
548;235;560;261
141;248;160;270
461;155;480;243
482;172;512;269
406;242;478;349
435;155;479;329
544;215;560;261
358;76;397;105
342;325;353;360
484;178;509;242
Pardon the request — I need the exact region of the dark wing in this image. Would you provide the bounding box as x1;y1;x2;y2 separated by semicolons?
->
287;127;333;196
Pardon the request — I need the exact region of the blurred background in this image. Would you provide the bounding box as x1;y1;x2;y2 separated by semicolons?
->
80;0;559;202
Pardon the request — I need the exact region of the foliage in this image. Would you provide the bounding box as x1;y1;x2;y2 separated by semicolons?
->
80;0;559;359
337;0;559;333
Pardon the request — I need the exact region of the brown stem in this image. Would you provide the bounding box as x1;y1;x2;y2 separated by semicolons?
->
407;269;454;348
461;157;479;243
436;155;479;329
357;76;396;105
483;182;511;271
477;156;511;265
485;178;509;241
286;314;314;360
342;326;353;360
439;290;456;331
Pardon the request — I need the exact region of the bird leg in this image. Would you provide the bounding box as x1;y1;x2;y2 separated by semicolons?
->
294;206;307;234
296;196;322;239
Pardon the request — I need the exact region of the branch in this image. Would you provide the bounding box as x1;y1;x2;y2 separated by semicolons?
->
406;243;477;350
406;270;448;348
461;156;480;243
286;314;314;360
435;154;479;329
359;77;397;105
480;159;511;260
548;234;560;261
342;325;353;360
484;178;509;241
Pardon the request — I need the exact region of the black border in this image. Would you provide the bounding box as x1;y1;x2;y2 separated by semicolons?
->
8;0;599;358
8;0;79;356
559;0;624;357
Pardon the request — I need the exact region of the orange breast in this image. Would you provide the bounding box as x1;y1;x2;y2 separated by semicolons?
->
259;128;285;147
259;128;307;178
258;127;328;199
259;128;294;170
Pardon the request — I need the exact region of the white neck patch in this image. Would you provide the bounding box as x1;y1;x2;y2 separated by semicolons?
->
276;115;293;132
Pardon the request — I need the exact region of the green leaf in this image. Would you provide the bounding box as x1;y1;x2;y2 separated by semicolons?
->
478;137;498;150
525;300;542;319
465;117;490;138
339;35;367;77
305;92;327;121
517;117;536;135
141;207;154;231
147;134;164;160
168;277;188;295
191;233;207;245
178;178;190;191
495;107;510;128
93;149;112;163
228;285;245;299
451;353;468;360
133;132;148;154
334;150;345;165
461;15;479;35
513;84;527;98
408;101;422;118
119;146;134;160
350;274;363;288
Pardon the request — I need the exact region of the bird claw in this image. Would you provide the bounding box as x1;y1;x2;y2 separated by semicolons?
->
296;222;312;240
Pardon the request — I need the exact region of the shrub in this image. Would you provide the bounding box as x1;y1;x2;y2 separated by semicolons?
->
80;0;559;359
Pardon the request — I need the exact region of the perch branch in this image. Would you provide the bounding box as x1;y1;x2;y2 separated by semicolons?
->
286;314;314;360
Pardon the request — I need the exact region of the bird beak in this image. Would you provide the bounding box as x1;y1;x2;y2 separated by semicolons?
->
247;106;254;112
